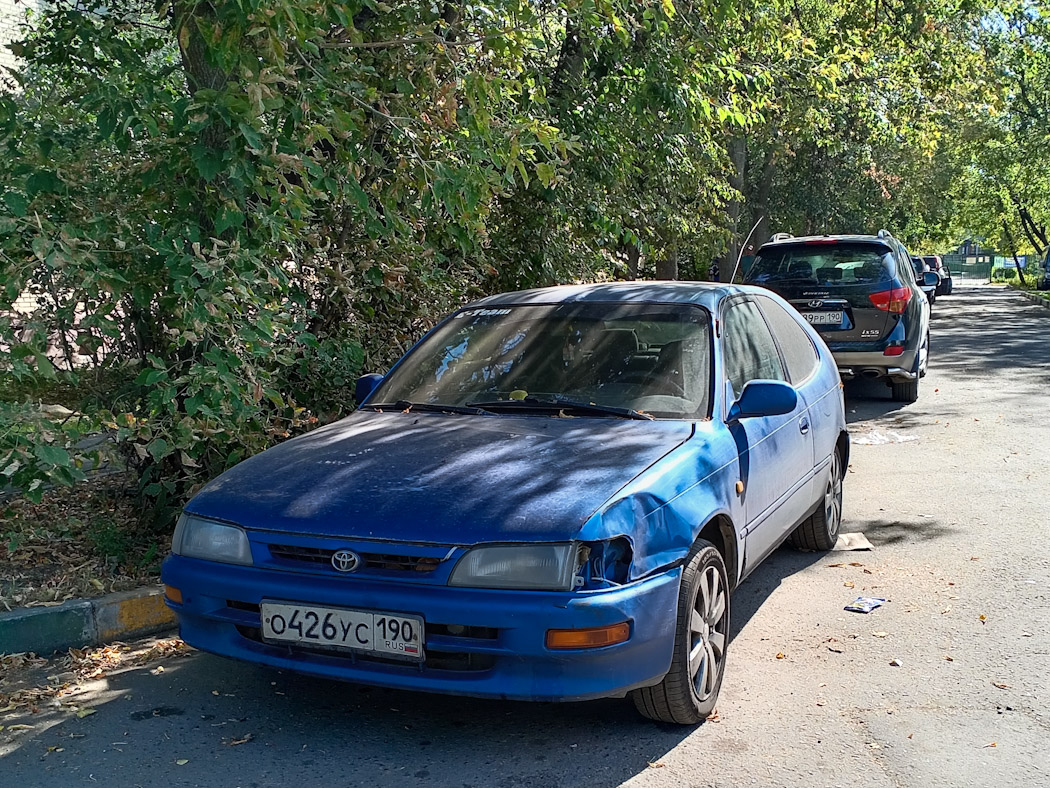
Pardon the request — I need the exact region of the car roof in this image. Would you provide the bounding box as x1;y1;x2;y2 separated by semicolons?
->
759;234;895;249
469;281;754;311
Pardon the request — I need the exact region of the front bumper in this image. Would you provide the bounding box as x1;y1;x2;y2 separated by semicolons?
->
161;555;680;702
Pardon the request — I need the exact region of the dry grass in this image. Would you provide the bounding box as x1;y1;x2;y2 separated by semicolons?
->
0;473;164;610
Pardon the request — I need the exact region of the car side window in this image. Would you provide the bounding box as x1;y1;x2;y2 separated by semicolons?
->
753;295;819;384
722;299;787;399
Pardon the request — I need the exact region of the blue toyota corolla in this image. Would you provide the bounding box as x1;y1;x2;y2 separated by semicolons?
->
162;282;848;723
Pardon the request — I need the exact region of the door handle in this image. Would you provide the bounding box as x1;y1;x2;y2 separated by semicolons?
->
799;416;810;435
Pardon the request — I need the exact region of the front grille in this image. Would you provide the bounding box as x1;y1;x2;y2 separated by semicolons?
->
235;627;495;673
268;544;441;573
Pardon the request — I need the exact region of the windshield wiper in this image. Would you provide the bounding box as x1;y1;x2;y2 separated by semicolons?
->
361;400;488;416
468;396;654;420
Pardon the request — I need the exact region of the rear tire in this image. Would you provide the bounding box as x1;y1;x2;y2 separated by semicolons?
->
790;449;843;551
891;377;919;402
631;540;729;724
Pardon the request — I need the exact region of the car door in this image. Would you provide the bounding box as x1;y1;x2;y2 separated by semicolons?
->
721;297;814;570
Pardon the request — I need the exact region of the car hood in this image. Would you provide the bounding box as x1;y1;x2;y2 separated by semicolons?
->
187;411;694;545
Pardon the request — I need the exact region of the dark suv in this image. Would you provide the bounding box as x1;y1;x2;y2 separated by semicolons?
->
744;231;937;402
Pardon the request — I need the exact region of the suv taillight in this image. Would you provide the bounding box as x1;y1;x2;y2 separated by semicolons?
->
869;286;912;314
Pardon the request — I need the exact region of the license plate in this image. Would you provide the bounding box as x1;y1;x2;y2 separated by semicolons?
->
803;311;843;325
260;601;424;661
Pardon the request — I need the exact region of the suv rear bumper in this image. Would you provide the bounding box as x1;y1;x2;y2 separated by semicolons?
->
833;349;919;382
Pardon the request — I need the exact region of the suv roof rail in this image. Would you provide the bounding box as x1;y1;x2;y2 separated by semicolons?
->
877;229;894;239
769;232;794;242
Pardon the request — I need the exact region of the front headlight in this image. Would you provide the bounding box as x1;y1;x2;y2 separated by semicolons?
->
171;513;253;566
449;543;580;591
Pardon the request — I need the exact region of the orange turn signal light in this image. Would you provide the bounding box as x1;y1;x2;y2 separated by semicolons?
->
546;622;630;650
164;585;183;604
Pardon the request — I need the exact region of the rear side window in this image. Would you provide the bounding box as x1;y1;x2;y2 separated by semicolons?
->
753;295;819;384
746;243;895;287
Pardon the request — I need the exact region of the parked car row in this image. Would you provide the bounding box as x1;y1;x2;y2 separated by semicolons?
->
160;228;962;726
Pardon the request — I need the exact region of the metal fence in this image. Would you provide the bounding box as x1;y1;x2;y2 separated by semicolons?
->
942;253;992;283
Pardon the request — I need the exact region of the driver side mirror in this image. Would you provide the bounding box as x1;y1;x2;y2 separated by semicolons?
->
728;380;798;422
355;373;385;405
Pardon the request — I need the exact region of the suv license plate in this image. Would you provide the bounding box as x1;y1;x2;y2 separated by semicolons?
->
803;311;843;325
260;601;424;661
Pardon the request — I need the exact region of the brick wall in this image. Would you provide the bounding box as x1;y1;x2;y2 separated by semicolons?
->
0;0;43;75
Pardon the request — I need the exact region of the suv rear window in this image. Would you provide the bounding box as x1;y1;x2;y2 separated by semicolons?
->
746;243;895;287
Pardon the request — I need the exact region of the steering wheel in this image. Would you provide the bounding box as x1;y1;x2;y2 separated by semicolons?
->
615;372;686;398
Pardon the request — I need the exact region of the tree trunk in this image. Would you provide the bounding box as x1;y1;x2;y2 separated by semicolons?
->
656;242;678;280
747;147;776;256
1002;220;1028;286
724;136;748;279
626;244;640;279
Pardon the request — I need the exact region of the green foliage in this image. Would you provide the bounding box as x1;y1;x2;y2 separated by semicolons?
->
0;0;1029;528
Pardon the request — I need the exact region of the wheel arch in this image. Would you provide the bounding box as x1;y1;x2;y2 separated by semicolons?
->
836;430;849;476
695;514;740;591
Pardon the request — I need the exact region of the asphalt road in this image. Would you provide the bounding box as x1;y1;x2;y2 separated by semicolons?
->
2;284;1048;788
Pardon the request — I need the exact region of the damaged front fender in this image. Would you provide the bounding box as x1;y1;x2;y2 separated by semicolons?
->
579;423;744;584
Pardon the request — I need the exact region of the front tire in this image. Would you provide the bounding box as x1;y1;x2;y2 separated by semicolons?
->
632;540;729;724
790;449;843;551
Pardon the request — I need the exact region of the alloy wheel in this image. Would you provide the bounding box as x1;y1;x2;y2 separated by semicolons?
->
689;565;728;701
825;452;843;539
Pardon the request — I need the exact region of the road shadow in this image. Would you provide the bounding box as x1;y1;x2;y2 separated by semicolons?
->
843;516;957;548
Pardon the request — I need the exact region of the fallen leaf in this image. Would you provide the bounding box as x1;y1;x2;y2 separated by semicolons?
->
89;579;104;591
844;581;855;588
871;631;888;638
226;733;254;746
6;724;34;731
942;605;952;615
970;556;980;561
776;652;786;660
76;708;96;718
828;646;843;653
647;761;665;768
889;659;903;667
176;758;189;765
979;615;987;623
705;709;720;722
863;568;873;574
848;562;864;567
992;682;1011;689
151;666;165;675
212;690;220;696
944;655;954;662
908;733;914;739
983;742;997;749
827;563;845;568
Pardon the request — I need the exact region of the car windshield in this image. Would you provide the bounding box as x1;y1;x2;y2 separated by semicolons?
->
746;243;895;286
371;303;712;418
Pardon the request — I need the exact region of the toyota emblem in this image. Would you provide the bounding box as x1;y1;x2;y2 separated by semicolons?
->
331;549;360;573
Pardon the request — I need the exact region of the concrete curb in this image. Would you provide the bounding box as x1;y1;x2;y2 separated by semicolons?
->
0;585;176;656
1007;284;1050;309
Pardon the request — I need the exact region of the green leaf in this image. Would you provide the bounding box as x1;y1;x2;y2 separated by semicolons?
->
238;122;263;151
147;438;170;461
191;145;224;182
3;192;28;217
214;205;245;235
33;444;71;466
26;170;62;198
